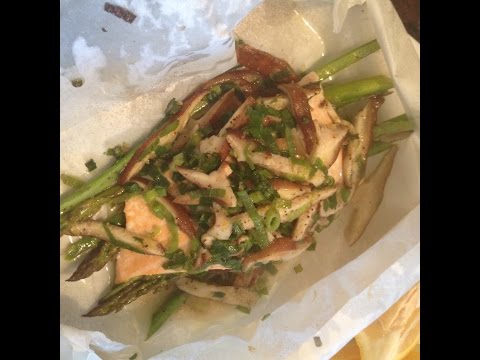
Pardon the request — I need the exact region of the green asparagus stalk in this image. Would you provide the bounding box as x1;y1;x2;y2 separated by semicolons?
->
60;148;137;214
66;241;119;282
60;99;183;215
368;141;393;157
146;290;188;340
315;40;381;81
368;114;415;156
84;275;174;317
60;185;125;233
64;237;100;261
324;75;394;108
373;114;414;141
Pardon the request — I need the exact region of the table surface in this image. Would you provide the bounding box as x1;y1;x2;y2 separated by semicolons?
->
391;0;420;42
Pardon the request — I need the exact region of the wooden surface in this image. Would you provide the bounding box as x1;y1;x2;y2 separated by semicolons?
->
391;0;420;42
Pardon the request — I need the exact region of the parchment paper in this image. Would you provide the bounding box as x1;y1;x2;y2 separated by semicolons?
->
60;0;420;359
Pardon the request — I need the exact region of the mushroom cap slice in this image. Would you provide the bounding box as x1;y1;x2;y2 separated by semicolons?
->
343;96;385;188
175;277;259;308
242;236;314;272
226;133;325;186
345;146;397;245
177;163;237;207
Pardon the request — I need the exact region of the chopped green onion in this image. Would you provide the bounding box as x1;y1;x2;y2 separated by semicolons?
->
285;125;296;159
237;191;269;248
327;194;338;210
278;222;294;237
106;209;126;227
124;182;142;193
265;207;281;232
309;158;328;178
236;305;251;314
143;193;179;253
306;241;317;251
186;188;226;199
172;171;185;182
140;164;170;187
340;187;351;203
261;313;271;321
164;249;188;269
172;152;185;166
212;291;225;298
264;262;278;275
227;206;243;216
231;222;245;240
244;146;255;170
104;143;130;160
249;191;265;204
155;145;170;157
153;186;167;197
322;175;335;188
163;98;182;120
256;286;269;296
60;174;84;189
285;203;310;222
291;157;311;168
85;159;97;172
274;198;292;209
293;264;303;274
198;153;221;173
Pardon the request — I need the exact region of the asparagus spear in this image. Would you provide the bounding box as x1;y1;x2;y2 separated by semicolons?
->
64;237;100;261
315;40;381;81
146;290;188;340
60;148;137;214
373;114;414;141
368;114;414;156
67;221;165;256
84;275;174;317
66;241;119;282
368;141;394;157
324;75;394;108
60;185;125;233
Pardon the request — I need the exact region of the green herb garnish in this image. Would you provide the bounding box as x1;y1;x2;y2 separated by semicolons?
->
85;159;97;172
293;264;303;274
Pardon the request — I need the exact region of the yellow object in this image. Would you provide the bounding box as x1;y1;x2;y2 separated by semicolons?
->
402;344;420;360
331;339;360;360
332;283;420;360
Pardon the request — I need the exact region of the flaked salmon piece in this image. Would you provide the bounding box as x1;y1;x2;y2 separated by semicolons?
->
124;196;191;252
115;195;192;284
115;251;176;284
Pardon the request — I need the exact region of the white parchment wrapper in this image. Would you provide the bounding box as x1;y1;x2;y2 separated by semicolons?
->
60;0;419;359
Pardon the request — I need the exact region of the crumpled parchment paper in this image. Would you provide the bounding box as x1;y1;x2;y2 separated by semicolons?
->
60;0;419;359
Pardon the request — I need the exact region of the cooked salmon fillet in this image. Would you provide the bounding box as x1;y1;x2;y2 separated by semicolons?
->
115;196;192;283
